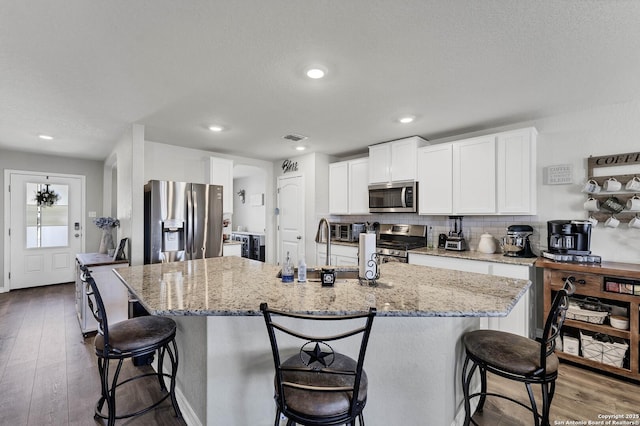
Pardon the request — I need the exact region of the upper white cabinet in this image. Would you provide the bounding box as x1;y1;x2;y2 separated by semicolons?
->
453;136;497;214
496;128;537;214
329;162;349;214
368;136;428;184
210;156;234;213
417;127;537;215
417;144;453;214
329;158;369;215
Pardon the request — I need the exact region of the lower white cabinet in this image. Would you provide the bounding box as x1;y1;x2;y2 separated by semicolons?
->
408;253;534;338
316;244;359;267
222;243;242;257
75;254;129;336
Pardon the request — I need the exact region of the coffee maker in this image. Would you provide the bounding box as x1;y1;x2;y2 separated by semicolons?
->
547;220;592;255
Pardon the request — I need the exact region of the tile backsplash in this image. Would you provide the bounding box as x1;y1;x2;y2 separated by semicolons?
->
324;213;543;254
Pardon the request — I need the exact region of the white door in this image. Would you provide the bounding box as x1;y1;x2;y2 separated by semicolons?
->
6;171;84;289
277;174;304;266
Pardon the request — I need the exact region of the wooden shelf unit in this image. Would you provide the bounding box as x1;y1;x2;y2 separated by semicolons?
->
540;258;640;380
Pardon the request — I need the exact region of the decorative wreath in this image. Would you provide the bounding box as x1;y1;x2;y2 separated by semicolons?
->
34;184;60;207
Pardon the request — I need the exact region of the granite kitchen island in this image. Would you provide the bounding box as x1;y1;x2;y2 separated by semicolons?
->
114;256;531;426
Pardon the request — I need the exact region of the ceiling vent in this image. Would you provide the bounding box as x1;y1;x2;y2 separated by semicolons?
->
283;134;308;142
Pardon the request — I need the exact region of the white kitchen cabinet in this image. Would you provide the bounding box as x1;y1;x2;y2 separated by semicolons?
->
316;244;358;267
210;156;234;213
329;162;349;214
407;252;534;338
417;127;537;216
368;136;427;184
417;144;453;214
496;127;537;214
348;158;369;214
222;243;242;257
453;136;497;214
329;158;369;215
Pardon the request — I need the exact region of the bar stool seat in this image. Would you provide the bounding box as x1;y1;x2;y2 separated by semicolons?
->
94;316;176;355
463;330;559;376
277;353;368;418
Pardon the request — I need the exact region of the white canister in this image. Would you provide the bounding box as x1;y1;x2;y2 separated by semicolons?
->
477;234;497;254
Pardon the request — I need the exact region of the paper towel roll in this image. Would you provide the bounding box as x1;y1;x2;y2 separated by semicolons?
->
359;233;377;280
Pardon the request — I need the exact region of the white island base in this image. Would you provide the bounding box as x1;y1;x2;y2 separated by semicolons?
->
171;314;480;426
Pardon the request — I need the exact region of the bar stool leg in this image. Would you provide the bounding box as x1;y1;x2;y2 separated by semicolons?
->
526;382;540;425
461;355;477;426
168;339;181;418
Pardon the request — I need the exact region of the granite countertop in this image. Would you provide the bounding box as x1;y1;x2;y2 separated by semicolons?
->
408;247;538;266
319;241;538;266
76;253;129;267
113;257;530;318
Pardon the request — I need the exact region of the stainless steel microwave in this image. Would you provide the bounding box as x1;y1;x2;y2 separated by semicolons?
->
368;181;418;213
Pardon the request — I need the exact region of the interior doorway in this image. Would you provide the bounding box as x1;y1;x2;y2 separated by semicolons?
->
276;174;305;266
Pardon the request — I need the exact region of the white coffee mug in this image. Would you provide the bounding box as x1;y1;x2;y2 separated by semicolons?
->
605;216;620;228
588;216;598;226
627;195;640;212
583;197;600;211
629;216;640;229
582;179;601;194
603;177;622;192
626;176;640;191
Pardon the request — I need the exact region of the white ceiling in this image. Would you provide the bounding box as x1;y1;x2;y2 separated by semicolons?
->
2;1;640;162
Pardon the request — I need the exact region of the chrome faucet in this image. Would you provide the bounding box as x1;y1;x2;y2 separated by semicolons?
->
315;218;331;265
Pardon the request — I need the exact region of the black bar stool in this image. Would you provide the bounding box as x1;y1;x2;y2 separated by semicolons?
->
461;277;576;426
81;266;181;426
260;303;376;426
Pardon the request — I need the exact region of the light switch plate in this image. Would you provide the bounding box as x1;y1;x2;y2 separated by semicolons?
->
88;211;97;218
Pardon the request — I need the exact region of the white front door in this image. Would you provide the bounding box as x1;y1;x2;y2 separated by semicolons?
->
6;171;84;289
277;174;304;266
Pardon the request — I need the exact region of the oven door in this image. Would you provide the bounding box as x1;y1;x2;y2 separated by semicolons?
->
368;181;417;213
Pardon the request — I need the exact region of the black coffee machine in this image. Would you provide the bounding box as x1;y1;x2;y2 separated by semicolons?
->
547;220;592;255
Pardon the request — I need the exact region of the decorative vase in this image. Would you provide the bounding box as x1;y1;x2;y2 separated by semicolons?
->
99;229;115;254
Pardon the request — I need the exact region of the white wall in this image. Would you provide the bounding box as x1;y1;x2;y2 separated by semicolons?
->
0;149;104;290
142;140;277;263
232;175;266;233
274;152;331;265
103;124;145;266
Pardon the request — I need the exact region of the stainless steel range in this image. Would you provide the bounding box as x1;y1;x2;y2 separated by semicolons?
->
376;224;427;263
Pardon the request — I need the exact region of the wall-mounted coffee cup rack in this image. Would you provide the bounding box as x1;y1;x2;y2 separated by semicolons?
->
584;152;640;224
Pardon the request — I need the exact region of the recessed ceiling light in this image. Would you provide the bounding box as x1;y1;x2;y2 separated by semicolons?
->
306;68;326;79
38;134;54;140
295;146;306;151
398;116;415;124
208;125;224;132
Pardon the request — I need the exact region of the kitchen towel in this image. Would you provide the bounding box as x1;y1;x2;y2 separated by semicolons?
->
359;233;377;280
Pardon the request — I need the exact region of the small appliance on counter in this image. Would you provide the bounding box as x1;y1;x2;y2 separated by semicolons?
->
445;216;466;251
542;220;601;263
501;225;536;258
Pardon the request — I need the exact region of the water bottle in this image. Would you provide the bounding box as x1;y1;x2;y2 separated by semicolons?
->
298;256;307;283
282;251;294;283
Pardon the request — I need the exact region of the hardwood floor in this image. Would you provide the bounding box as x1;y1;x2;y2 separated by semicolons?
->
2;284;640;425
0;283;185;426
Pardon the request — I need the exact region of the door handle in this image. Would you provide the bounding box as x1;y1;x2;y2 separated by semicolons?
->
74;233;80;238
297;236;302;240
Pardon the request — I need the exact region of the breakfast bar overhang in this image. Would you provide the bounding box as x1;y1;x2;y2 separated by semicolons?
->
114;256;531;426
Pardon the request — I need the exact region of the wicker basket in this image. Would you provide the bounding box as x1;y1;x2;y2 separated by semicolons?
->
580;331;628;368
567;301;609;324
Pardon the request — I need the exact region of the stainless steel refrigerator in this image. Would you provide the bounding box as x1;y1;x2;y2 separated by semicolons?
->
144;180;223;264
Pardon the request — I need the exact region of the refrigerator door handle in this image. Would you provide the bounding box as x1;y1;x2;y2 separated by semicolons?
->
186;185;193;260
